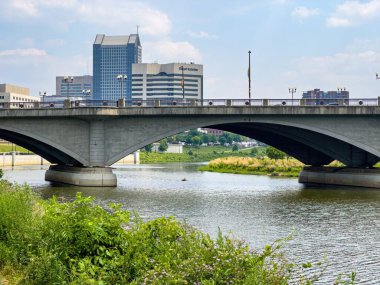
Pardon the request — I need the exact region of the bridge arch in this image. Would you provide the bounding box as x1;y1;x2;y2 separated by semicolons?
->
105;118;380;167
0;127;87;166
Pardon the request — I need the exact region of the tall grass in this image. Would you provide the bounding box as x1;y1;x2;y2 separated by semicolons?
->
199;157;305;177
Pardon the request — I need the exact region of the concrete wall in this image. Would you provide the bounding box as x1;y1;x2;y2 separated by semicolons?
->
0;153;49;167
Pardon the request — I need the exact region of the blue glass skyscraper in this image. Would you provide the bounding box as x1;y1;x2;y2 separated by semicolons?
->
93;34;142;100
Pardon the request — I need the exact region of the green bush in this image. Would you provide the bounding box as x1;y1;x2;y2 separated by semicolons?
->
0;182;356;284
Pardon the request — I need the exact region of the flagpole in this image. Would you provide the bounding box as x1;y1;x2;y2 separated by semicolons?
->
248;50;251;101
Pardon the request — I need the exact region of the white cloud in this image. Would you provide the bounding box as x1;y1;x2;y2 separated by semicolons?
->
326;17;352;27
327;0;380;27
0;48;47;57
0;50;90;95
279;50;380;97
0;0;171;37
9;0;38;16
291;6;320;19
144;40;202;63
76;1;171;36
189;31;217;39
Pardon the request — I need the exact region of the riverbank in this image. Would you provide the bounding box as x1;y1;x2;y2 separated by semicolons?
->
140;146;265;163
198;157;305;177
0;181;353;284
199;157;380;178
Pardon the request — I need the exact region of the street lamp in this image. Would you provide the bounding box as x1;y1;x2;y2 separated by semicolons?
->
288;88;296;106
39;91;47;105
179;66;185;99
82;89;91;96
63;76;74;99
248;50;252;102
117;74;127;99
376;72;379;80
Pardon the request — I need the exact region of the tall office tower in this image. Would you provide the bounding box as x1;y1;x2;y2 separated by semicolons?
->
93;34;142;100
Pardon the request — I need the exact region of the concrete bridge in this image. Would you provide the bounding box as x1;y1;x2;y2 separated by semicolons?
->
1;101;380;187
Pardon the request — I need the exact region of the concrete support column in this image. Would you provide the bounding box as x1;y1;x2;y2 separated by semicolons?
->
64;99;71;108
263;99;268;106
300;99;306;106
117;98;125;108
378;96;380;106
45;165;116;187
89;121;105;166
226;99;232;106
154;100;160;107
33;102;40;109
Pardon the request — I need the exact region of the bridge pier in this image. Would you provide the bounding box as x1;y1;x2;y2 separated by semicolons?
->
299;166;380;188
45;165;117;187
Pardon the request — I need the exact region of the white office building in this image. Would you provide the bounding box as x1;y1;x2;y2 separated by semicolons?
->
56;75;92;98
0;84;40;108
131;63;203;101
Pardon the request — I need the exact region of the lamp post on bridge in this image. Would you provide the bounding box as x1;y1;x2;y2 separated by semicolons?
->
180;66;185;99
288;88;296;106
248;50;252;103
116;75;127;99
39;91;47;106
376;72;379;80
63;76;74;100
82;89;91;97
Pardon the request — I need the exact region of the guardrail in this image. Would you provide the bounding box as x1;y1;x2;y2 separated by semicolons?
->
0;98;379;109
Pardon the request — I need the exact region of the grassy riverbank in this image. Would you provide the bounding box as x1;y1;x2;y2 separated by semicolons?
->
199;157;305;177
199;157;380;177
0;181;355;284
140;146;265;164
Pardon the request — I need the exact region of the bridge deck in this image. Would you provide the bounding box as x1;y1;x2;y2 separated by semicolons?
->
1;106;380;118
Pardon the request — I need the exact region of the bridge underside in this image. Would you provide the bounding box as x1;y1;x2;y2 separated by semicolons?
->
208;123;380;167
0;129;83;166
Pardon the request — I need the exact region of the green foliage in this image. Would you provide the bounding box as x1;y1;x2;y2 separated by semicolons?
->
140;146;263;164
232;144;239;152
158;140;168;152
144;144;153;152
0;169;3;179
251;147;258;156
266;146;287;159
191;136;201;146
218;136;227;146
0;183;356;284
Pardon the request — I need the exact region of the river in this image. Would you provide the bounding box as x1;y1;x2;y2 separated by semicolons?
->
3;163;380;284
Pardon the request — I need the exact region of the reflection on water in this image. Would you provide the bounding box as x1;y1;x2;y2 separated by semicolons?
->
3;163;380;284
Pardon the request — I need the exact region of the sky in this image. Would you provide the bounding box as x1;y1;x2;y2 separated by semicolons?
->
0;0;380;99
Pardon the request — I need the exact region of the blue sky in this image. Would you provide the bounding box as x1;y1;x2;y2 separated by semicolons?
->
0;0;380;99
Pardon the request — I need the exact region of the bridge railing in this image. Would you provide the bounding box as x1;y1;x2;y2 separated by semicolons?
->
1;98;379;109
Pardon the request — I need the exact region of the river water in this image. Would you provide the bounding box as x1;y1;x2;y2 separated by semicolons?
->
3;163;380;284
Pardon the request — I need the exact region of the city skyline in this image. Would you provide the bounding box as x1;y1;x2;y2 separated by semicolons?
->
0;0;379;98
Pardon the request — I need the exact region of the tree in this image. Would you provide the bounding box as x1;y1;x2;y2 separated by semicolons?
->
232;144;239;152
158;140;168;152
232;134;242;143
218;136;227;146
250;147;258;156
202;135;209;145
266;146;286;159
185;136;193;145
192;136;201;146
210;135;217;144
144;144;153;152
